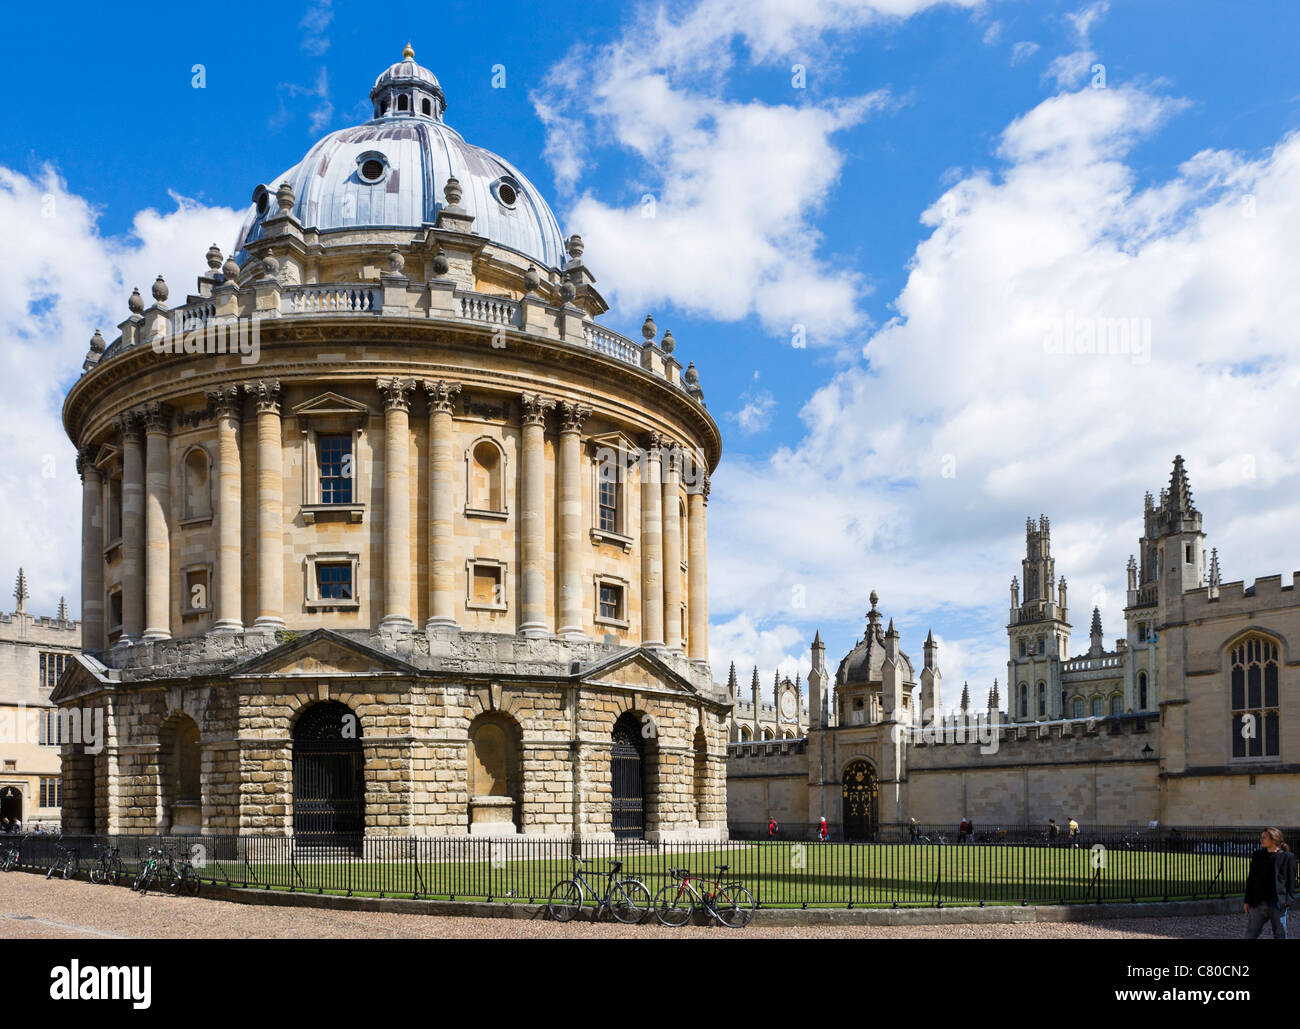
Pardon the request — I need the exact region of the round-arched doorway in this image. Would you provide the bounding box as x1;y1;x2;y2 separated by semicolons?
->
0;786;21;826
840;760;878;841
292;701;364;841
611;712;645;840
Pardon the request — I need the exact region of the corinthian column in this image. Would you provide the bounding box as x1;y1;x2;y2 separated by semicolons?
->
557;401;591;639
141;402;172;641
640;433;664;647
661;442;682;651
378;377;415;632
78;448;104;651
207;386;243;633
519;393;555;637
118;413;144;645
687;474;710;665
247;380;284;631
424;380;461;632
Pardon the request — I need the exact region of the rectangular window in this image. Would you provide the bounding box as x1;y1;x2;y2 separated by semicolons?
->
108;477;123;540
318;434;354;504
109;590;123;630
1018;640;1026;658
598;463;618;532
598;583;623;622
316;562;353;600
40;777;61;809
39;710;62;747
1037;637;1045;656
473;565;503;607
39;652;70;689
1137;622;1148;642
182;567;210;615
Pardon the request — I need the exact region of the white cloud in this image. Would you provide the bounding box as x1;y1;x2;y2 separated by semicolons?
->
982;20;1002;46
1045;48;1097;90
1010;41;1040;65
0;165;244;617
1067;0;1110;41
730;387;777;435
533;0;977;342
707;82;1300;691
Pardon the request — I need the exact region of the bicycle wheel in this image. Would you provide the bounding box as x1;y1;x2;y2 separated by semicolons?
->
547;879;583;922
46;861;57;880
164;866;183;895
609;879;650;924
713;885;756;929
182;865;201;896
652;883;695;927
3;851;16;872
63;857;78;880
135;865;153;896
108;859;123;887
91;866;103;885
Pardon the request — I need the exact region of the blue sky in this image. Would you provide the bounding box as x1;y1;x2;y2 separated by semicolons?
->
3;0;1299;706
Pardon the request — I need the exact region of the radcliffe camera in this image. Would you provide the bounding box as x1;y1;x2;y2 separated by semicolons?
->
0;0;1294;1003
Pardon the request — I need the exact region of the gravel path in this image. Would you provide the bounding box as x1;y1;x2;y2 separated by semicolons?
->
0;873;1245;939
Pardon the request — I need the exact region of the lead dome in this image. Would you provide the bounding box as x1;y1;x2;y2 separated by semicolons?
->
234;44;567;269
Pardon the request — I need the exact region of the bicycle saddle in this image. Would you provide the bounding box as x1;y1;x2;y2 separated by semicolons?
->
669;867;689;878
610;860;623;872
715;864;730;872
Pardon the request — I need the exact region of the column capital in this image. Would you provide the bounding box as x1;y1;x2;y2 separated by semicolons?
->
76;446;100;480
558;401;592;435
520;392;556;427
244;379;282;414
377;376;416;412
423;379;462;414
116;410;144;444
140;401;171;435
206;384;243;421
662;441;683;475
640;430;663;456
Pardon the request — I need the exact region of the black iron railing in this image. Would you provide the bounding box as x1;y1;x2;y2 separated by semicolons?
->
0;828;1275;909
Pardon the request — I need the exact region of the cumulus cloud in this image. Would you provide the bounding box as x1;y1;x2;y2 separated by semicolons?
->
1010;41;1040;65
0;165;243;616
708;82;1300;690
730;378;778;435
532;0;978;343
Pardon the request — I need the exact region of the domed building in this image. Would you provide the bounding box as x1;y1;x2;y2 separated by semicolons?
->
55;45;727;842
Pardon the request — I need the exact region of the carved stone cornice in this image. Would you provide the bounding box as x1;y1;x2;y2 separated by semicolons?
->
557;401;592;435
377;376;415;412
206;385;242;422
423;379;462;414
520;392;555;428
244;379;282;415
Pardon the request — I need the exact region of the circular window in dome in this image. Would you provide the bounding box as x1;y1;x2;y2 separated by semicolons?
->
252;185;270;216
493;177;520;209
357;152;389;185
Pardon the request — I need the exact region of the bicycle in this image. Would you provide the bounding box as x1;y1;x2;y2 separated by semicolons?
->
1;836;21;872
45;839;79;880
134;847;162;895
89;842;126;886
166;845;202;896
653;865;755;929
546;856;650;924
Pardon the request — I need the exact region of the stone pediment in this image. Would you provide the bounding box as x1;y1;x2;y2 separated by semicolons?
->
579;647;698;696
291;391;371;421
49;654;114;704
232;629;417;678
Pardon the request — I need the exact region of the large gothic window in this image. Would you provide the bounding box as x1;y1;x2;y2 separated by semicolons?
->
1138;672;1148;710
1018;683;1028;718
1037;682;1046;718
1231;636;1280;759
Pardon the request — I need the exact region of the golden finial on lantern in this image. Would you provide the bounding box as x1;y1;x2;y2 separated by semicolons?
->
402;42;415;59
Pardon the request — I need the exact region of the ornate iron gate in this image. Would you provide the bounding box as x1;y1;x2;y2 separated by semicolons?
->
840;759;878;841
292;701;364;842
611;716;644;839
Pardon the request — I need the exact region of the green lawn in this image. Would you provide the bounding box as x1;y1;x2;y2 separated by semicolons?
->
194;843;1246;909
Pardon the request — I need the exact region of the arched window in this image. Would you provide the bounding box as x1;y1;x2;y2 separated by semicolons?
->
1231;636;1280;758
692;727;708;826
1072;697;1084;719
679;498;688;566
762;727;774;741
397;94;409;111
1060;689;1067;716
739;725;752;742
1109;693;1123;716
1018;683;1028;718
160;714;202;833
421;97;431;116
468;714;521;833
1090;695;1103;718
1037;681;1046;718
467;439;505;514
183;448;211;521
1138;671;1148;710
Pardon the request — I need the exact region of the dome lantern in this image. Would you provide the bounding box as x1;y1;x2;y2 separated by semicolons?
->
370;42;446;121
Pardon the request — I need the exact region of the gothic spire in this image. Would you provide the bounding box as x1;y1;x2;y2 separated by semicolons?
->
726;661;738;694
1090;605;1103;639
13;568;27;613
960;681;970;711
1168;454;1194;514
988;678;1000;709
57;596;68;622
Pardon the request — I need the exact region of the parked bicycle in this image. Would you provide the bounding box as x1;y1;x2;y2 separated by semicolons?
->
45;839;79;880
653;865;755;928
546;856;650;924
167;845;202;896
133;847;163;895
1;835;21;871
89;842;126;886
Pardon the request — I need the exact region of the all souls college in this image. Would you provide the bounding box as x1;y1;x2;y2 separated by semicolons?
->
3;45;1293;842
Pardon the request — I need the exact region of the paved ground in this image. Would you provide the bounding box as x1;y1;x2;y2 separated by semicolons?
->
0;873;1247;939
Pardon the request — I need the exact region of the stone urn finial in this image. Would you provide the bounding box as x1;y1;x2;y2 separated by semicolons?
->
262;252;281;279
443;176;463;207
128;288;145;315
387;248;405;274
661;329;676;355
566;234;584;261
641;313;657;342
523;264;540;294
432;247;450;277
151;276;169;304
222;256;240;284
206;243;223;272
89;329;106;353
559;274;577;304
276;180;296;212
684;361;699;386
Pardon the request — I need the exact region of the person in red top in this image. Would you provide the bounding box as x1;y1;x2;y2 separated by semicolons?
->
818;817;829;842
767;817;778;840
958;817;972;844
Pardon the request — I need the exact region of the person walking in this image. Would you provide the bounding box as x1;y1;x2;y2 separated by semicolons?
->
958;816;971;844
1245;827;1297;939
767;817;778;841
909;817;920;843
1048;818;1060;846
1067;817;1080;848
818;816;829;843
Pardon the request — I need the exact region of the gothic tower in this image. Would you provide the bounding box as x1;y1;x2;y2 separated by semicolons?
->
1007;514;1070;721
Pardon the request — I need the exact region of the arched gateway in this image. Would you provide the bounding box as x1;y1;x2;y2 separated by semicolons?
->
292;702;364;840
840;760;878;840
611;713;645;839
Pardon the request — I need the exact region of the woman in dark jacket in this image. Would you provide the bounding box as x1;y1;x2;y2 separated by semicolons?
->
1244;827;1298;939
